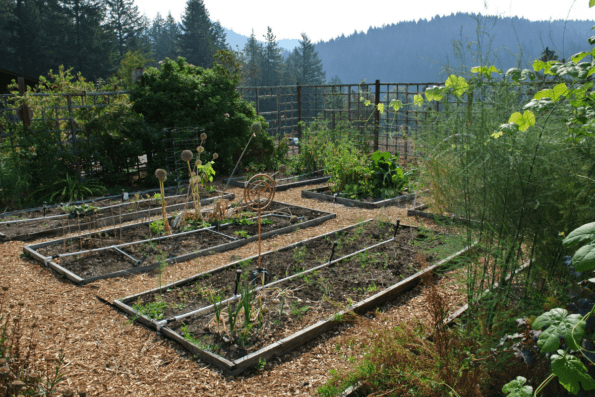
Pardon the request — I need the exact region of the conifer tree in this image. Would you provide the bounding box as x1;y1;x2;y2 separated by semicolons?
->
179;0;225;68
242;29;263;86
104;0;145;59
288;33;326;85
260;26;284;86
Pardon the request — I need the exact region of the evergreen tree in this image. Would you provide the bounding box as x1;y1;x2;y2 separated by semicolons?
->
149;12;181;63
283;48;299;85
211;20;228;51
0;0;17;67
104;0;144;59
179;0;221;68
260;26;284;86
288;33;326;85
9;0;46;76
60;0;115;79
241;29;263;86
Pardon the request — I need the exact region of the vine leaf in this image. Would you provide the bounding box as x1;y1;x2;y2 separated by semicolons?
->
551;350;595;395
502;376;533;397
425;86;444;102
445;75;469;98
389;99;402;112
591;0;595;8
533;83;570;103
563;222;595;248
506;68;522;82
572;243;595;272
413;94;424;107
471;65;502;79
377;103;385;114
508;111;535;132
533;308;585;352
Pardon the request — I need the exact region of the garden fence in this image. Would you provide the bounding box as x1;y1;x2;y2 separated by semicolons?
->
0;78;560;183
236;80;559;160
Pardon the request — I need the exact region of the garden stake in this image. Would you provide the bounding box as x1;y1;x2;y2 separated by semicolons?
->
393;219;401;238
43;202;46;218
121;189;125;203
328;241;338;264
244;174;276;269
234;269;242;296
223;125;260;193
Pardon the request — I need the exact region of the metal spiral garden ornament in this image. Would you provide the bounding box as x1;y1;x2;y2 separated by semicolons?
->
243;174;276;269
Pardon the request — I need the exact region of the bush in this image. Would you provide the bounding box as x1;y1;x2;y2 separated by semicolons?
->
130;51;275;175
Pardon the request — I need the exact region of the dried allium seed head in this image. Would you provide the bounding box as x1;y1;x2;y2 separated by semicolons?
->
200;132;207;141
197;146;205;154
17;302;23;307
181;150;193;162
195;160;202;167
10;380;25;390
1;286;8;291
278;164;287;174
251;123;261;133
154;169;167;182
212;153;218;160
290;215;298;224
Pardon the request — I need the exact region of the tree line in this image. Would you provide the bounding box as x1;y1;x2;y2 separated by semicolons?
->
0;0;327;90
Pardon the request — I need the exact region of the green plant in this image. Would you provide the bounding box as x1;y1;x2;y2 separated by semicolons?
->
154;169;172;235
35;174;107;204
155;251;168;289
131;299;167;321
234;230;250;239
257;357;266;370
291;303;311;319
130;53;274;174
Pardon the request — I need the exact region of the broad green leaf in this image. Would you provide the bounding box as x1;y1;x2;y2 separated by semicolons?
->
425;86;444;102
445;75;469;98
568;82;593;100
389;99;402;112
491;130;504;139
563;222;595;247
533;60;547;72
502;376;533;397
551;351;595;395
506;68;522;82
590;36;595;46
588;66;595;77
498;122;520;135
591;0;595;7
377;103;385;114
552;83;570;102
413;94;424;106
521;69;536;81
572;243;595;272
471;65;502;79
364;100;371;107
532;308;585;352
359;96;364;102
572;52;591;63
508;111;535;132
534;84;568;103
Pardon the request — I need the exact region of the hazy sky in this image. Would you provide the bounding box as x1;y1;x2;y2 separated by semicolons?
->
138;0;595;42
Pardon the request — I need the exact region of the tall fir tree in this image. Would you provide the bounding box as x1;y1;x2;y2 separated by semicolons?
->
104;0;145;59
288;33;326;85
149;12;181;62
179;0;224;68
60;0;115;79
260;26;284;86
241;29;263;86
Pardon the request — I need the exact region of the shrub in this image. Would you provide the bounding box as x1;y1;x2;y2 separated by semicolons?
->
130;51;275;174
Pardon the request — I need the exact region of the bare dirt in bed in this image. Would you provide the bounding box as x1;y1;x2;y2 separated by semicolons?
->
1;182;470;396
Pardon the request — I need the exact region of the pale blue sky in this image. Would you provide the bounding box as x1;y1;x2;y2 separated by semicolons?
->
137;0;595;42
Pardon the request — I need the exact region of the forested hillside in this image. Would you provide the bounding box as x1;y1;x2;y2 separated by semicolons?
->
314;13;595;83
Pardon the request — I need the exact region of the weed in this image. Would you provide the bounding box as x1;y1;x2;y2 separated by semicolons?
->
291;303;311;318
132;299;167;321
234;230;250;239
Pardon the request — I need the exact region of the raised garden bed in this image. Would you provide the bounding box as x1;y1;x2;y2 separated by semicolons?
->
0;190;234;242
407;203;479;225
115;220;473;375
224;170;329;192
302;186;418;209
23;201;335;284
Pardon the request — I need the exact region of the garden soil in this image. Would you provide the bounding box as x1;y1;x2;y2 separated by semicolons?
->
1;181;469;396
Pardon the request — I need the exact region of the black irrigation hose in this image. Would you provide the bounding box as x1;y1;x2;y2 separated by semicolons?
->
328;241;338;264
393;219;401;238
234;269;242;296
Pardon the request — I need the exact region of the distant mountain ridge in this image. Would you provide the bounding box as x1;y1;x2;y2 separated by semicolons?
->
224;13;595;84
222;26;300;52
314;13;595;83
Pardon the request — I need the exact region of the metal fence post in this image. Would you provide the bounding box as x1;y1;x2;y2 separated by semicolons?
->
297;82;302;154
374;80;380;152
277;86;281;138
17;77;31;129
66;94;81;181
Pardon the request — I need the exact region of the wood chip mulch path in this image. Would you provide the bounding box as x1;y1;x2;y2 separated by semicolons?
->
1;184;468;396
